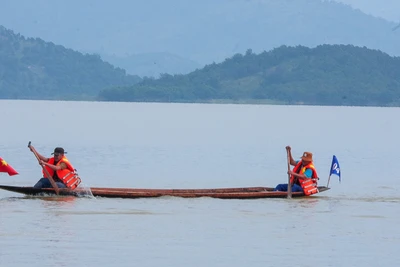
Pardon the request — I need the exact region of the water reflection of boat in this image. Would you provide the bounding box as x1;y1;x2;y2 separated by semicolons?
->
0;185;330;199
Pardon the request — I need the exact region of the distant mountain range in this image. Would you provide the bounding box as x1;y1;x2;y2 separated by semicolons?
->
0;26;141;100
98;45;400;107
2;24;400;107
1;0;399;77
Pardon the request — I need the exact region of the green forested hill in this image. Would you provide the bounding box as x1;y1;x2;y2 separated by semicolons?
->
99;45;400;106
0;26;141;100
2;22;400;107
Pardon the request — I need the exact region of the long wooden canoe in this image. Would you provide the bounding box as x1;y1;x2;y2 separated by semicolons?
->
0;185;330;199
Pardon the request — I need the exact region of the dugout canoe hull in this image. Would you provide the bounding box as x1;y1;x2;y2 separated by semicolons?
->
0;185;330;199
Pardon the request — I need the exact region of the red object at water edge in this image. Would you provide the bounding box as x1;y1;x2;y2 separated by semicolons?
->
0;157;19;176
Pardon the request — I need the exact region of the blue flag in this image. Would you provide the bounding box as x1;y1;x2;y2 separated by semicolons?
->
330;155;341;182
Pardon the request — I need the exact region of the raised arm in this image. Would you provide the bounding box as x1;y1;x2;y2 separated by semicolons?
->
29;146;49;162
36;152;49;162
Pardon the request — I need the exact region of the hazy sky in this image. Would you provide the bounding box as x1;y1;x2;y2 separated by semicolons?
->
335;0;400;22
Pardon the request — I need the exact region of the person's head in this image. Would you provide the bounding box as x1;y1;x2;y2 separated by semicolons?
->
51;147;66;160
300;151;313;165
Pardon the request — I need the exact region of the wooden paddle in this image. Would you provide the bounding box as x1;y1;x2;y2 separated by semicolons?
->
28;141;60;195
286;148;292;199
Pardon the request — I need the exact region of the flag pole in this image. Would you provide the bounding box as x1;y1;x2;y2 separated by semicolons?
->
327;175;331;188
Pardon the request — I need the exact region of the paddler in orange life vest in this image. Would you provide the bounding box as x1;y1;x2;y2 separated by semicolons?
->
274;146;319;196
32;147;81;190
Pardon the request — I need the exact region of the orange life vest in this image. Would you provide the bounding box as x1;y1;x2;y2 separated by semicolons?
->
290;161;319;196
42;156;81;190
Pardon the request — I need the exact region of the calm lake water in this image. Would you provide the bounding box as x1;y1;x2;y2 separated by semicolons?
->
0;100;399;267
